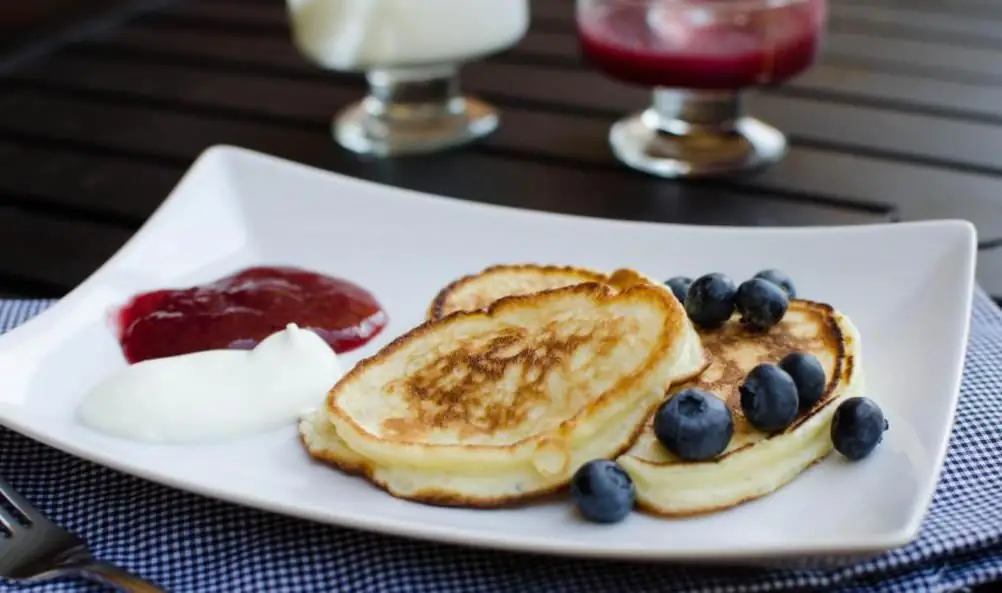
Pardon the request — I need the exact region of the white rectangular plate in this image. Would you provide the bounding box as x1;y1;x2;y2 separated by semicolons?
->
0;146;976;562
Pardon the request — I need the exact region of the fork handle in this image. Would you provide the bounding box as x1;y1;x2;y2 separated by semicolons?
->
72;560;167;593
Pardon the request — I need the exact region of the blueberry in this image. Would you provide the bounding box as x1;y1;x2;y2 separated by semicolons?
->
653;388;734;461
740;364;799;433
779;352;827;412
664;276;692;305
570;460;635;523
831;397;888;461
685;273;737;329
753;269;796;298
735;278;789;330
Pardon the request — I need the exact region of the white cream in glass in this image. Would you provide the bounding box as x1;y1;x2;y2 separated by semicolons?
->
287;0;530;156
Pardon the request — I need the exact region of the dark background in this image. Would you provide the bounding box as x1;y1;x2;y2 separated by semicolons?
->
1;0;1002;301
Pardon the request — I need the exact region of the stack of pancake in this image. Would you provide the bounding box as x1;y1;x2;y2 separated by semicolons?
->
301;263;862;516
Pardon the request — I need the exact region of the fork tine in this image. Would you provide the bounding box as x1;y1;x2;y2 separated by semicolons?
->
0;477;36;518
0;505;19;534
0;477;39;534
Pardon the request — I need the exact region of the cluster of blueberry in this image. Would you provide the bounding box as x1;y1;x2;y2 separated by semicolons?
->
654;350;828;464
657;269;814;463
569;269;889;524
665;268;796;332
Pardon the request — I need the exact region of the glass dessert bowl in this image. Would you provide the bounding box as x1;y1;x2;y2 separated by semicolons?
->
288;0;530;157
577;0;828;178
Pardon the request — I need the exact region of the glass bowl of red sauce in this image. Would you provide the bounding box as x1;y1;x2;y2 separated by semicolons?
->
577;0;827;178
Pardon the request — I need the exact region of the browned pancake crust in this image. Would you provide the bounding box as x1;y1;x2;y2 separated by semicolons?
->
303;362;712;508
628;299;858;518
427;263;608;320
302;353;710;508
714;300;845;458
329;281;680;446
310;266;708;507
633;299;847;470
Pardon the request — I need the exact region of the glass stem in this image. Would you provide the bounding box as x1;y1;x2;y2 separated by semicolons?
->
363;66;466;121
650;88;744;134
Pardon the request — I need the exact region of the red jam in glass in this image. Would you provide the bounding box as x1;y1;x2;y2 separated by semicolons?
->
578;0;826;90
115;266;388;364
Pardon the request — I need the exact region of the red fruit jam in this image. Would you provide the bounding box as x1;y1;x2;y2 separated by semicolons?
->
578;0;827;90
115;266;388;364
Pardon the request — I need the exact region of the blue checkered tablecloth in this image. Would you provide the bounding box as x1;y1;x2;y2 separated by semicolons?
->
1;292;1001;593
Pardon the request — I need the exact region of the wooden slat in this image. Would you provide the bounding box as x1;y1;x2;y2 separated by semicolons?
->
528;0;1002;25
748;94;1002;171
169;0;1002;50
24;52;1002;240
0;88;883;231
527;0;1002;47
79;25;335;74
11;57;354;121
138;3;1002;85
80;22;1002;127
829;4;1002;45
481;103;1002;241
830;0;1002;21
156;0;1002;136
66;26;1002;174
163;0;1002;310
0;1;131;33
0;140;180;223
1;0;998;297
787;66;1002;123
458;62;1002;174
217;0;1002;22
157;1;286;29
514;28;1002;84
796;32;1002;81
0;206;133;293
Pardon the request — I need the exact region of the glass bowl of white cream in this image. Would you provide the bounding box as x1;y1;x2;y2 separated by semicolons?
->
287;0;530;156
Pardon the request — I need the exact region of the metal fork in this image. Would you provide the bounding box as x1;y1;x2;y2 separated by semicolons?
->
0;477;165;592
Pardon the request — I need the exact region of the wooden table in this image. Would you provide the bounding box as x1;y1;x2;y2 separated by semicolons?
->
0;0;1001;586
1;0;1002;301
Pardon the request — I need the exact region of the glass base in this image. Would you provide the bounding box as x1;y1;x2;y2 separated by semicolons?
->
610;90;788;179
334;95;498;157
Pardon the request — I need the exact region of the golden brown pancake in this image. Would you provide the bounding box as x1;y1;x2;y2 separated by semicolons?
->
619;299;863;517
303;281;706;506
428;263;608;320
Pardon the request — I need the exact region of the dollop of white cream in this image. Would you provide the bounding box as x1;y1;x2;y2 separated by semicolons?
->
78;324;343;444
